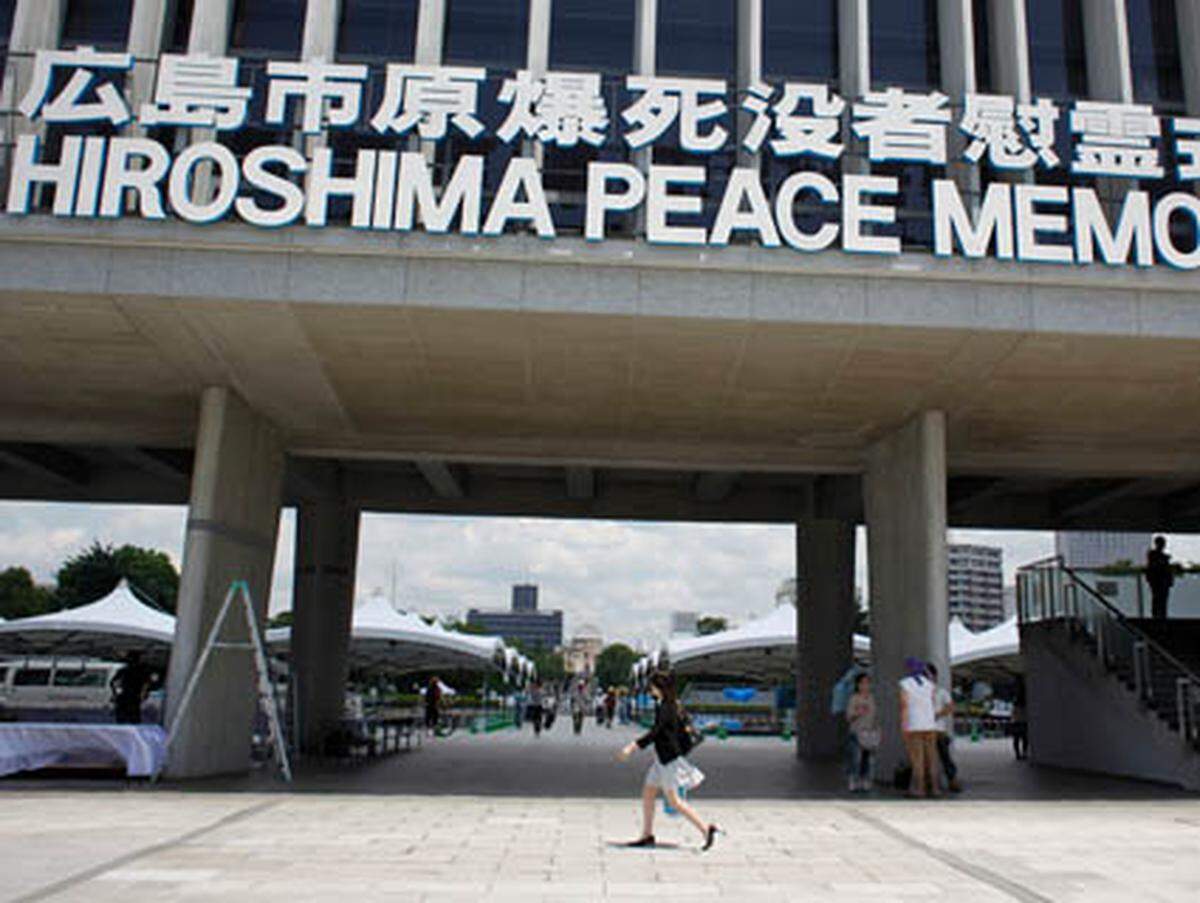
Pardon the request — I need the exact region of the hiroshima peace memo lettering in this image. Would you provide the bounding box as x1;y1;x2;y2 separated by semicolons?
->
7;47;1200;268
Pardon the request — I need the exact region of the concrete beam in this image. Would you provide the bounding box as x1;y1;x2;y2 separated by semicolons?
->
415;460;466;499
0;443;89;487
693;471;739;503
1054;478;1148;521
109;447;192;487
165;386;284;779
565;466;596;501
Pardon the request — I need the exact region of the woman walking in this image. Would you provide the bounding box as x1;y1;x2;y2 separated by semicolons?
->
424;675;442;736
617;670;721;851
845;673;880;792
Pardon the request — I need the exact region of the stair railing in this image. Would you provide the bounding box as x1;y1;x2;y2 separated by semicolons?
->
1018;556;1200;750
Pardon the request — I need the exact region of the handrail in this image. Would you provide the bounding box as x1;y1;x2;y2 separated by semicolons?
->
1020;555;1200;688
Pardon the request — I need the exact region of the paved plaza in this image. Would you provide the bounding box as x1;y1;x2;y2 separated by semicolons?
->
2;725;1199;902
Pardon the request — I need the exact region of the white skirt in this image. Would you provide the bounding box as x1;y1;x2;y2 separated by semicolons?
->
644;756;705;794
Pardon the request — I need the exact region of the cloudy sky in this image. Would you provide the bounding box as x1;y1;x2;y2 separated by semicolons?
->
3;500;1196;649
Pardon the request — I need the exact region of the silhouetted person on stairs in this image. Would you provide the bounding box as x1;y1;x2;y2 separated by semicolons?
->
1146;536;1175;620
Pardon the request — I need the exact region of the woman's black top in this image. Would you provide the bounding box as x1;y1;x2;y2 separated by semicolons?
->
636;701;685;765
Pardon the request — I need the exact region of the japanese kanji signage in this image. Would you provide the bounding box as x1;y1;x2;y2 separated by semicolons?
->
6;47;1200;270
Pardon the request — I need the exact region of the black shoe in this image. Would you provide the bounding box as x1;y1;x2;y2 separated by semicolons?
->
702;825;721;852
626;835;656;848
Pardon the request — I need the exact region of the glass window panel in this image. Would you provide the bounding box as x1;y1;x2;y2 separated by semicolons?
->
13;668;51;686
229;0;305;58
657;0;736;80
550;0;635;73
763;0;837;83
443;0;528;70
1027;0;1087;99
62;0;133;51
165;0;194;53
338;0;419;61
871;0;939;90
1126;0;1184;108
973;0;992;93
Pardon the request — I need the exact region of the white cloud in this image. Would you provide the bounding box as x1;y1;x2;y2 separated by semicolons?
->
3;501;1195;649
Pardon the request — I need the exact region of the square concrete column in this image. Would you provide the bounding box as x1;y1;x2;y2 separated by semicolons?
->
165;387;285;778
864;411;950;775
795;519;857;759
292;498;360;755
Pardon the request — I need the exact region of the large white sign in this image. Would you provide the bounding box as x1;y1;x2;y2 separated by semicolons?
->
6;47;1200;269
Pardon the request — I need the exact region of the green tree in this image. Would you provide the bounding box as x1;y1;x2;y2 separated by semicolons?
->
268;611;294;629
696;615;728;636
594;642;638;689
55;542;180;613
509;639;566;683
442;617;490;635
0;566;56;620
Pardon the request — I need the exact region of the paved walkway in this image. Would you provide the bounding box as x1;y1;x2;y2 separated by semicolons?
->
2;726;1198;901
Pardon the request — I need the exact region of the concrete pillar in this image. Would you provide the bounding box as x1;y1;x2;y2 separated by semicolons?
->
1;0;65;171
990;0;1030;101
303;0;341;60
292;498;359;756
188;0;234;55
939;0;980;204
864;411;949;775
127;0;171;138
795;520;857;759
415;0;445;64
165;387;285;778
1082;0;1133;102
632;0;656;232
839;0;869;175
735;0;762;169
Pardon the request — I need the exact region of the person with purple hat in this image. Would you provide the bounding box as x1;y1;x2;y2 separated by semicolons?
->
898;657;941;798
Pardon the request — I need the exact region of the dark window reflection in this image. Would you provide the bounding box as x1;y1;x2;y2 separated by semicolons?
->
62;0;132;50
657;0;736;80
229;0;305;58
764;0;837;83
1126;0;1184;108
444;0;528;69
1027;0;1087;99
338;0;418;61
165;0;194;53
550;0;635;73
973;0;992;92
871;0;940;90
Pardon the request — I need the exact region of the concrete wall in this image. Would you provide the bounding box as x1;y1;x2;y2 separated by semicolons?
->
1025;621;1200;790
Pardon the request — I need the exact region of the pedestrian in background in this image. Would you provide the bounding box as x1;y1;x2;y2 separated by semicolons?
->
927;664;962;793
898;657;941;798
527;680;545;737
604;687;617;728
1146;536;1175;620
617;670;721;851
570;680;588;735
1011;677;1029;760
424;675;442;736
845;673;880;792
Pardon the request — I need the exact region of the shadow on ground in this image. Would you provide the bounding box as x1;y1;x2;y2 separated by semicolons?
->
5;724;1196;801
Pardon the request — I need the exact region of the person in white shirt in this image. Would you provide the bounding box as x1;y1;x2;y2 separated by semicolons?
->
927;663;962;793
898;657;942;798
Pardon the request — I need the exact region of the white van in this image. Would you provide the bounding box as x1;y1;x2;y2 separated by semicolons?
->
0;659;133;722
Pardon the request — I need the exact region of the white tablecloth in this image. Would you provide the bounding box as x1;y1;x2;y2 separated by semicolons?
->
0;723;167;777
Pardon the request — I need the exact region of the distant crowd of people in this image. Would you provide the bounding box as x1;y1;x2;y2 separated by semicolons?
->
510;679;635;736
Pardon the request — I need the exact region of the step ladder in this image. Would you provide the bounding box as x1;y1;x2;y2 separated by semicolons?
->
160;579;292;782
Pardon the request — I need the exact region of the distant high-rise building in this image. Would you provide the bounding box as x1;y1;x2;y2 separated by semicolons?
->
1055;532;1152;569
511;584;538;612
669;611;699;636
467;584;562;649
948;544;1005;631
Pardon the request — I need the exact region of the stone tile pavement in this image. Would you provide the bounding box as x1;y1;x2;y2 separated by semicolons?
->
2;729;1198;901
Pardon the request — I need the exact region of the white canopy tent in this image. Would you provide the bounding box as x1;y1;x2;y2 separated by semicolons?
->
632;608;1022;683
267;593;519;677
0;580;175;664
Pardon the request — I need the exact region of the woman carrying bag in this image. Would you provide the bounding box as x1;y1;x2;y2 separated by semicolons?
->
845;673;881;792
617;670;721;851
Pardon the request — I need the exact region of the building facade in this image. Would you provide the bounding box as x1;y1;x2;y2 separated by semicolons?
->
4;1;1200;779
467;584;563;649
947;543;1004;631
563;627;603;675
1055;531;1153;569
